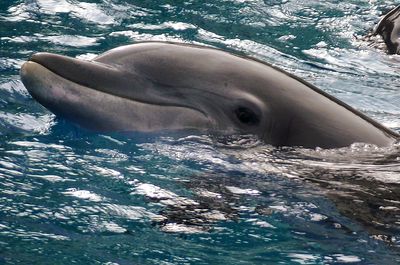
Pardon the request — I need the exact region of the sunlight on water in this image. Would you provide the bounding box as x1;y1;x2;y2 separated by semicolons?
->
1;0;400;264
36;0;115;24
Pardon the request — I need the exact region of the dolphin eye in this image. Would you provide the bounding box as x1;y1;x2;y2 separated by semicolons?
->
235;107;260;125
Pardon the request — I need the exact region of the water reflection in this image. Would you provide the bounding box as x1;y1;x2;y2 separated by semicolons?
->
137;137;400;246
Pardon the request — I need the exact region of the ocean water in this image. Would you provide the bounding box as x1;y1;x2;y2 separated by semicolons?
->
1;0;400;264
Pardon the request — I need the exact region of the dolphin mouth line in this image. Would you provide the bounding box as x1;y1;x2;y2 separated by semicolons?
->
23;58;203;111
25;56;129;100
25;55;211;119
21;59;214;131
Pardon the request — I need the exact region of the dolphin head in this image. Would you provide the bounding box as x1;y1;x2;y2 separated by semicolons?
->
20;42;398;148
20;43;274;139
21;49;218;134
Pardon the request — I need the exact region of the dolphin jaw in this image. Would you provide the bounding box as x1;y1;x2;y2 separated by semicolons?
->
20;60;214;132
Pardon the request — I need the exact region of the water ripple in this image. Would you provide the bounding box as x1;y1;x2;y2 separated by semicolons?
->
1;0;400;264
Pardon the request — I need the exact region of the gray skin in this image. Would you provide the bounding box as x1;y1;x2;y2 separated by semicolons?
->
20;42;399;148
373;5;400;54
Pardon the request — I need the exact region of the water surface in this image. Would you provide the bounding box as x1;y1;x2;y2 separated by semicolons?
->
1;1;400;264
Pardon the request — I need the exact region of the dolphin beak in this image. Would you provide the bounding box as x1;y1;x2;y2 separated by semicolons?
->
20;53;145;102
19;54;141;130
22;52;127;92
19;52;212;132
20;61;47;98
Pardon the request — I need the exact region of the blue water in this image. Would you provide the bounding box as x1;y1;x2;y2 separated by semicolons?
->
1;1;400;264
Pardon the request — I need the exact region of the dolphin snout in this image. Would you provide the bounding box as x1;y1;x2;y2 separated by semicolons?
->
20;61;43;95
22;52;138;99
27;52;118;88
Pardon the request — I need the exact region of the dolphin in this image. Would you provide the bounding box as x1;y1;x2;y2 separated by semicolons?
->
20;42;399;148
373;5;400;54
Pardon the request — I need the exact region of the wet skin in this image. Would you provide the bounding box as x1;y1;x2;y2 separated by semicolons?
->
373;5;400;54
20;42;399;148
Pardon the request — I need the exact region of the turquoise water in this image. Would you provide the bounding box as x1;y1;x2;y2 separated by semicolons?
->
1;0;400;264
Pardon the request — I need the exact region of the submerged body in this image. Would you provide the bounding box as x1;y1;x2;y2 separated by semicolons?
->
373;5;400;54
20;42;399;148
